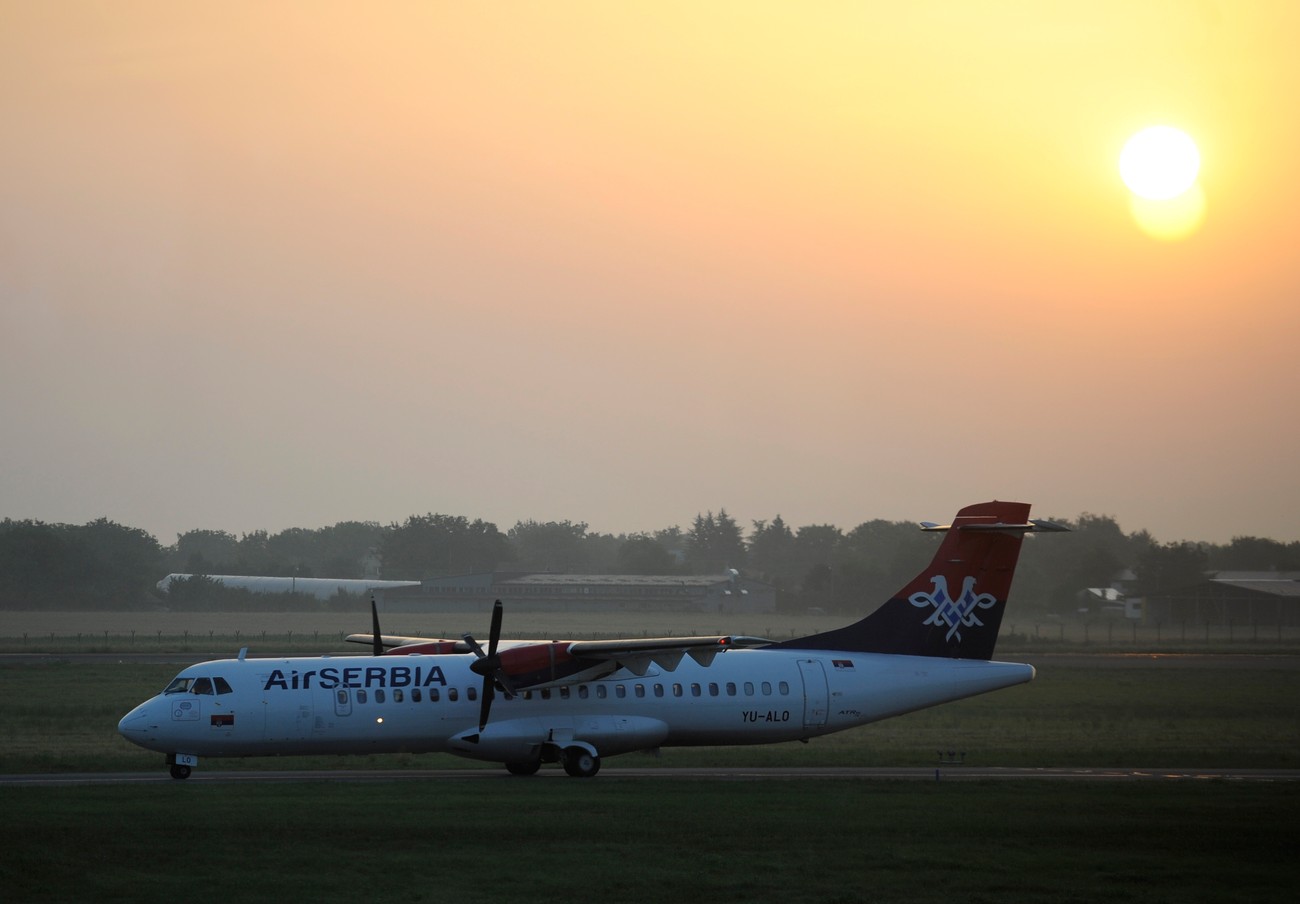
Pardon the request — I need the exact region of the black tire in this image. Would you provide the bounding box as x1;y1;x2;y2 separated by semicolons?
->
561;747;600;778
169;764;192;780
506;760;541;776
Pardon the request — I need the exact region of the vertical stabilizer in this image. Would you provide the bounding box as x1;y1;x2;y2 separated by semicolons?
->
777;501;1067;660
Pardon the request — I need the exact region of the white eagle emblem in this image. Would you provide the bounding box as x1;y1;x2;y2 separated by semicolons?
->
908;576;998;642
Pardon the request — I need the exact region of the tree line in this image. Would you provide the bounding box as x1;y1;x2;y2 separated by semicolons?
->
2;511;1298;613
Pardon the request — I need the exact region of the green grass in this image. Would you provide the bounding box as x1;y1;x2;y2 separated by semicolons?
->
1;780;1296;903
2;656;1298;773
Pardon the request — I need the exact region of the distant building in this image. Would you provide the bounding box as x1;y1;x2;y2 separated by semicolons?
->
373;571;776;615
1143;571;1300;626
157;574;419;601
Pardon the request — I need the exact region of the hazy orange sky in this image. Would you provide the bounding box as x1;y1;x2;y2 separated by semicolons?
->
3;2;1297;545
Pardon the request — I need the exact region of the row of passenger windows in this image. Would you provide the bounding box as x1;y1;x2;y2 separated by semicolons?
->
337;680;792;707
341;686;474;705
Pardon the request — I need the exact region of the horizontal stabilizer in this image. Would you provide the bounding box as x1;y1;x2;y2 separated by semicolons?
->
921;518;1070;534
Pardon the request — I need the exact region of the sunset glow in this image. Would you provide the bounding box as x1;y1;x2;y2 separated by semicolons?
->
2;2;1298;544
1120;126;1201;201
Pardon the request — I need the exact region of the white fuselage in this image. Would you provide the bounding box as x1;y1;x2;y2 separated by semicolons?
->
118;649;1034;766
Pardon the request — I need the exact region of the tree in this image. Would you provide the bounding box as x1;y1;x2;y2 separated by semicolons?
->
685;510;746;574
381;514;512;580
748;516;796;587
508;520;590;572
1134;541;1210;597
172;529;239;575
616;535;680;574
1211;536;1300;571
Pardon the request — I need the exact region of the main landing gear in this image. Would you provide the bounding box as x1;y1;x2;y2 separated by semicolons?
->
505;744;601;778
560;746;600;778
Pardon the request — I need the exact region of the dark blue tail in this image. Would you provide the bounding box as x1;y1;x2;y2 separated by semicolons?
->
776;501;1067;660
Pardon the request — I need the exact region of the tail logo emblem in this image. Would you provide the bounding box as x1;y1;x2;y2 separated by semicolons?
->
909;576;998;642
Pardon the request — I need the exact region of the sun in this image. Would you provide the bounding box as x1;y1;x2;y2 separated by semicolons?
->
1119;125;1201;200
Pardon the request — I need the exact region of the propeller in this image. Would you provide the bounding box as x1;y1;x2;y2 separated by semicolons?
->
463;599;516;732
370;594;383;657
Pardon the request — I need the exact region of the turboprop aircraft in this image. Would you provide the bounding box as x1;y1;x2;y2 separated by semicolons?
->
118;501;1066;779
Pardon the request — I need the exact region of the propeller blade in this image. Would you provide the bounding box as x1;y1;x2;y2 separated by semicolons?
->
371;595;382;657
487;599;503;657
477;675;495;732
462;632;486;660
471;600;509;730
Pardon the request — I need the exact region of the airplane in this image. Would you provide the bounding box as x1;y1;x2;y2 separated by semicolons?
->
118;501;1067;779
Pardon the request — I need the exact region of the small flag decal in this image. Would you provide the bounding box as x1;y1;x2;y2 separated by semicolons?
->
211;714;235;727
832;659;854;670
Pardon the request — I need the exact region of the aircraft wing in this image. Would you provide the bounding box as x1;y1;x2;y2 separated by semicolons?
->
345;633;473;652
566;635;773;674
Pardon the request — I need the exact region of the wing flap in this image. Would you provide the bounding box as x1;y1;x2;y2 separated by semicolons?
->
566;635;771;672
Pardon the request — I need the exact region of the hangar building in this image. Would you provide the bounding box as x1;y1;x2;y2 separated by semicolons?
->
372;571;776;615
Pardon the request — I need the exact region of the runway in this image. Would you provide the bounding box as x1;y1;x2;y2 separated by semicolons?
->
3;766;1298;787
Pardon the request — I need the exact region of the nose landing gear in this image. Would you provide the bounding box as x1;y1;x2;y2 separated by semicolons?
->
166;753;197;780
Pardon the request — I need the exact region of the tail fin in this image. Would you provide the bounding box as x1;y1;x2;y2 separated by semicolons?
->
777;501;1068;660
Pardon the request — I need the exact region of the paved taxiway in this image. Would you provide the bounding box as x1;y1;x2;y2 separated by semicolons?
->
4;767;1298;787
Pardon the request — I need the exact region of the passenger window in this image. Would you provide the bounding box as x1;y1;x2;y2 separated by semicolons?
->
467;686;477;702
654;684;664;697
761;682;772;695
541;689;551;700
429;688;440;702
358;690;368;703
690;683;701;697
192;677;214;695
708;683;719;696
634;684;645;698
448;688;459;702
578;686;589;699
214;677;233;695
726;682;737;696
672;683;683;697
744;682;755;695
412;688;422;703
615;685;627;699
337;690;347;705
375;689;386;703
560;687;570;700
596;686;607;699
779;681;790;695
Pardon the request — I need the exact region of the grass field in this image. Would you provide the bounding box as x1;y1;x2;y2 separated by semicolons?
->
2;653;1298;773
3;635;1298;903
2;780;1296;903
4;610;1300;655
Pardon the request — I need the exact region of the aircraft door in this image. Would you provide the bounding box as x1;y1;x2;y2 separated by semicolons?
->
797;660;829;728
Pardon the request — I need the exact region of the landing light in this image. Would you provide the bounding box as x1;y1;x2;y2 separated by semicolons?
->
376;717;384;724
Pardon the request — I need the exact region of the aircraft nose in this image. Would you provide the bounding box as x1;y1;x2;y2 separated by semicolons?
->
117;701;161;745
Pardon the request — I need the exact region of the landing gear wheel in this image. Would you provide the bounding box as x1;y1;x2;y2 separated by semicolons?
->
169;764;192;780
506;760;541;777
561;747;600;778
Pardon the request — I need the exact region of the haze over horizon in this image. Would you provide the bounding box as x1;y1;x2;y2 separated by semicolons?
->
4;3;1298;548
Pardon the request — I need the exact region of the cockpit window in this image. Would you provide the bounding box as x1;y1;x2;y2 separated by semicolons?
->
163;676;232;695
163;677;195;695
